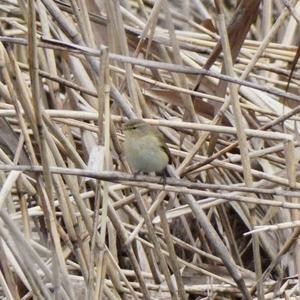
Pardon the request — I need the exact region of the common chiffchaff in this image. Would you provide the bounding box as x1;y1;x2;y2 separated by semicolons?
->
123;119;171;173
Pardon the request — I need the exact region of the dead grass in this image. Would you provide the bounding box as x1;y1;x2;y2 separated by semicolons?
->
0;0;300;299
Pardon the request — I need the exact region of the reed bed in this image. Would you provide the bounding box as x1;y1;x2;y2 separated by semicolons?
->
0;0;299;299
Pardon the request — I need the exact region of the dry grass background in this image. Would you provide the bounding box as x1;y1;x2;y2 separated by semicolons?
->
0;0;300;299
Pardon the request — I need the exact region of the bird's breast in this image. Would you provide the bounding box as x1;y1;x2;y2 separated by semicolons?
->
124;135;169;172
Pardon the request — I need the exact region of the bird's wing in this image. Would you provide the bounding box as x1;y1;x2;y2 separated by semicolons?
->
151;127;172;163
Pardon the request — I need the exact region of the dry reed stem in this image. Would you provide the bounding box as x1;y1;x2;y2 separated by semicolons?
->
1;0;300;299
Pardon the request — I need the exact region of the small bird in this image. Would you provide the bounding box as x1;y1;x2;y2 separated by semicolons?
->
123;119;171;174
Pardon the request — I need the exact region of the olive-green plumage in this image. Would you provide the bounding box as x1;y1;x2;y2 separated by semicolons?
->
123;119;170;173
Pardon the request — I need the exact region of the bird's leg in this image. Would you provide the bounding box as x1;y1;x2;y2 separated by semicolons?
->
133;170;143;178
157;168;168;187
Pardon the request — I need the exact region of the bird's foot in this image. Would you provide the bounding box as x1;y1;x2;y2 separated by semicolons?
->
133;170;143;178
158;169;168;187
